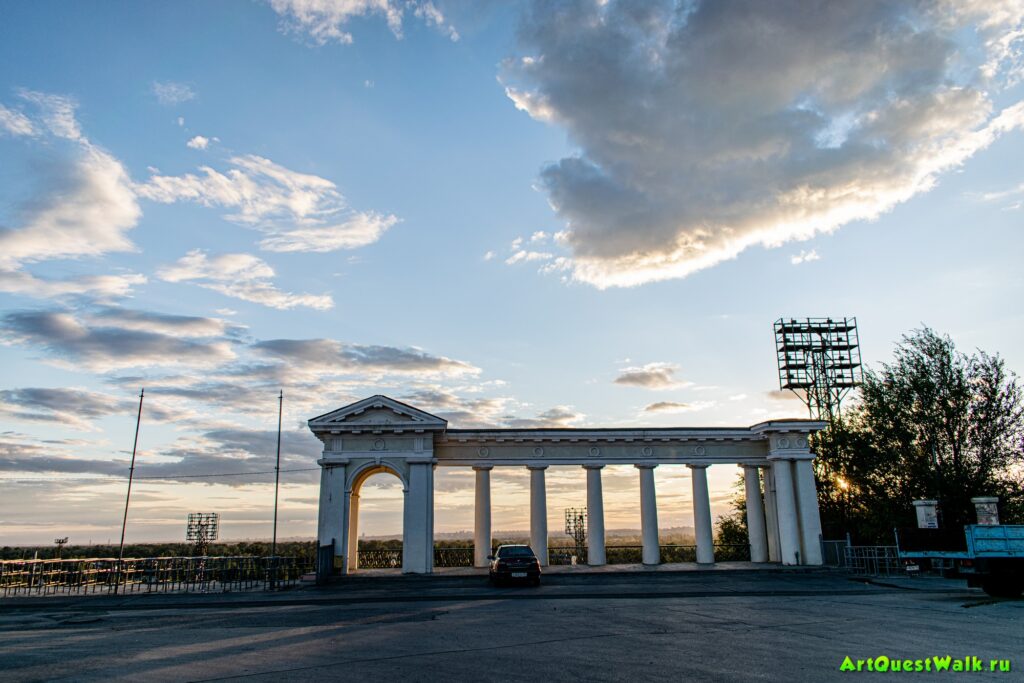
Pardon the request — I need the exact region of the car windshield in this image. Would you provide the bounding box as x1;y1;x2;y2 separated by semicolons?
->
497;546;534;558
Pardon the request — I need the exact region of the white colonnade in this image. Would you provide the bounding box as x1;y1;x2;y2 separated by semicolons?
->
310;395;827;575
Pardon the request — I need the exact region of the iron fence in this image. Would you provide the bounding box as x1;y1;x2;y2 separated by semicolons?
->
434;547;475;568
356;549;402;569
0;555;308;597
353;543;757;570
822;539;851;568
844;545;902;576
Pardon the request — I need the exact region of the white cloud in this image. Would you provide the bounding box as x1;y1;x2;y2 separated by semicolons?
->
258;212;397;252
505;250;553;265
157;250;334;310
0;270;146;300
152;81;196;105
186;135;210;149
269;0;458;45
483;250;496;261
505;0;1024;288
136;154;396;253
790;249;820;265
0;92;141;270
0;103;35;136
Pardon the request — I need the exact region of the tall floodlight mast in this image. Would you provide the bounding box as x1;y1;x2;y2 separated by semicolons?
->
775;317;863;422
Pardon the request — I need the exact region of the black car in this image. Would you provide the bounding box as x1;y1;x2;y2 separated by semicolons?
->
488;544;541;586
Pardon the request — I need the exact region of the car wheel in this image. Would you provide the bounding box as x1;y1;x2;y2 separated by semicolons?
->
531;577;540;587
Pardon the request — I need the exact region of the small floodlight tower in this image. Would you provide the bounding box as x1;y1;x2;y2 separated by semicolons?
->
186;513;220;556
775;317;863;422
564;507;587;562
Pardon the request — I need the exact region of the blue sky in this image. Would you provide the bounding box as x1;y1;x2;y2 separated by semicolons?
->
2;0;1023;545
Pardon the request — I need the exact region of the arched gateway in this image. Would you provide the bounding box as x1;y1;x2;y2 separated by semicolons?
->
311;395;827;574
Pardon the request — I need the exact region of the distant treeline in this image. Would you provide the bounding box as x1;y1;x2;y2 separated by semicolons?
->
3;531;698;561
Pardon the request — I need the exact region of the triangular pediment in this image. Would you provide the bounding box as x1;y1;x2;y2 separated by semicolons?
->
309;395;448;433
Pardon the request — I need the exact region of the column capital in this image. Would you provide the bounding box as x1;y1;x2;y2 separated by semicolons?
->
634;463;658;470
582;464;605;470
317;458;350;467
687;463;709;470
472;464;494;472
738;463;762;470
526;464;549;471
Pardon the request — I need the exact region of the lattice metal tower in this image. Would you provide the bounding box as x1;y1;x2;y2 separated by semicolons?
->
775;317;863;422
186;512;219;556
564;507;587;560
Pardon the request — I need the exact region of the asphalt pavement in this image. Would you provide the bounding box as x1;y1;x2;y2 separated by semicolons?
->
1;569;1020;682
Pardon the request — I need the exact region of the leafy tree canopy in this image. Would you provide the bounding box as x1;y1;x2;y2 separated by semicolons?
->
813;327;1024;543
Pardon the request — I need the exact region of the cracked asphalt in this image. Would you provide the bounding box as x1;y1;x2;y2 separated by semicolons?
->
1;570;1020;681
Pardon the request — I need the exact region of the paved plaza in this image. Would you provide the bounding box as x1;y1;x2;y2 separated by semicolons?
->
1;569;1021;682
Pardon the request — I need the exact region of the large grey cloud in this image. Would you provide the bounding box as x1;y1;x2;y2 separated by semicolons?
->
0;309;236;371
252;338;480;377
0;427;322;486
505;0;1024;287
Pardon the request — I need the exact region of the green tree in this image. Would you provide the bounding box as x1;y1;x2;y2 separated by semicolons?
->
715;474;749;546
814;327;1024;543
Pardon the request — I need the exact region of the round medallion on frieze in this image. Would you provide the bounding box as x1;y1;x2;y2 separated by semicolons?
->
589;447;601;457
533;446;545;457
796;438;807;448
693;445;706;456
641;446;653;457
372;438;386;451
478;446;490;458
777;437;791;449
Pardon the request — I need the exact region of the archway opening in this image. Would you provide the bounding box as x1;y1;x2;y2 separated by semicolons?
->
348;466;404;571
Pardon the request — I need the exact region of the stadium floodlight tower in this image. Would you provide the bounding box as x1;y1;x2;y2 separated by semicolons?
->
186;512;220;556
775;317;863;422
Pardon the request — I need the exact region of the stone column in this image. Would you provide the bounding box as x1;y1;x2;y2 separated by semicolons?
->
793;459;824;565
689;464;715;564
316;461;347;574
529;465;549;566
347;490;360;571
743;465;769;563
403;460;434;574
473;465;493;567
584;465;606;566
636;464;660;565
762;465;780;562
770;459;802;565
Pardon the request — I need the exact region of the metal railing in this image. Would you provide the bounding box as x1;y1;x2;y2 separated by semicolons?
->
352;543;758;570
0;556;307;597
434;547;475;568
843;545;901;576
355;549;402;569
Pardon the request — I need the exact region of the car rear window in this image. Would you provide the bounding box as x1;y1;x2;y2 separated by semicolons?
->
498;546;534;558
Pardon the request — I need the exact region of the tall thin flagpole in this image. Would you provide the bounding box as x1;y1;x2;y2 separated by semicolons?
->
115;388;144;594
272;390;283;558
